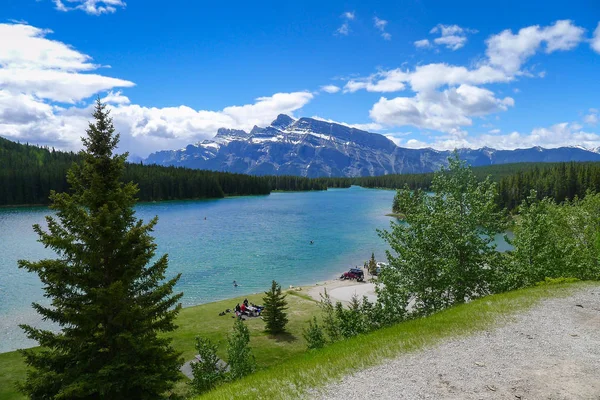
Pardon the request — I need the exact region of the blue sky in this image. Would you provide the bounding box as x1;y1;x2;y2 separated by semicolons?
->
0;0;599;157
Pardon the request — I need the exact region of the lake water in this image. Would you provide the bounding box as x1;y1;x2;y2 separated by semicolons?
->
0;187;511;353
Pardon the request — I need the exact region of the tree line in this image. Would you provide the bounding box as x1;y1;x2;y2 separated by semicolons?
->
0;137;326;206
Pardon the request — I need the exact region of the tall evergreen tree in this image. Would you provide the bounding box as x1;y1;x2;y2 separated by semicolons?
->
261;280;289;334
18;99;184;399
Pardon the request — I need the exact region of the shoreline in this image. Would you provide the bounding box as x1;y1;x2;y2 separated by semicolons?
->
0;274;375;355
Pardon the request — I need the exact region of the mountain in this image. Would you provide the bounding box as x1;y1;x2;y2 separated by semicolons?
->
144;115;600;177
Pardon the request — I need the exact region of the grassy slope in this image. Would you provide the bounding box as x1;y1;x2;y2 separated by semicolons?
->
198;282;590;400
0;283;588;400
0;290;319;400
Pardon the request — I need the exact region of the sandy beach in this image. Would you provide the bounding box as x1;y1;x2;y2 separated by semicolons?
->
305;276;378;304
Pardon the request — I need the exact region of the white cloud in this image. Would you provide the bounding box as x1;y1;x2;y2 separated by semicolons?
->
309;115;383;132
584;112;598;126
486;20;585;74
337;23;349;36
489;128;501;134
0;23;134;103
405;122;600;151
416;24;477;51
0;23;314;156
373;17;391;40
336;11;355;36
53;0;126;15
320;85;341;94
344;20;591;136
342;11;355;20
370;85;514;132
344;64;509;94
374;17;387;31
414;39;431;48
592;22;600;53
100;90;130;104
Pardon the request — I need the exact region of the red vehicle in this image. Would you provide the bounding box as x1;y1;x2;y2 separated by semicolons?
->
340;268;364;282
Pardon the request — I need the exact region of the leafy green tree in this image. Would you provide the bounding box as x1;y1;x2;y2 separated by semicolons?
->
503;190;600;290
499;192;563;290
379;153;505;316
302;317;326;350
190;336;226;394
319;289;341;342
262;280;289;334
226;319;255;380
18;99;183;399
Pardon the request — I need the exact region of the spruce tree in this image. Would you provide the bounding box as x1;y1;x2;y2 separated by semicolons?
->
18;99;184;399
261;280;289;334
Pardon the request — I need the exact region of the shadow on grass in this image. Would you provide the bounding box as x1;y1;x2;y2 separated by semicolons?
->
268;332;298;343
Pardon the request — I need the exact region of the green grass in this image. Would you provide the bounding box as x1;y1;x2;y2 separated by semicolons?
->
197;282;591;400
0;288;320;400
0;282;590;400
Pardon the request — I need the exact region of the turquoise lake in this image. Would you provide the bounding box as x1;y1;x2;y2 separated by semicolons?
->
0;187;396;352
0;187;511;353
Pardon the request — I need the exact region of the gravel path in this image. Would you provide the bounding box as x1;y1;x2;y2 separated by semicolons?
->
317;286;600;400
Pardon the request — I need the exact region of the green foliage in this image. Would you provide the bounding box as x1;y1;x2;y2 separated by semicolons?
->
535;277;580;286
261;280;289;334
190;337;226;394
366;252;378;275
502;190;600;289
226;319;256;380
319;289;341;342
0;137;326;207
379;153;506;317
302;317;326;350
17;99;184;399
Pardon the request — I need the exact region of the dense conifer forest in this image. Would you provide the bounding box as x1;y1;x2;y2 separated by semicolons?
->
319;162;600;211
0;137;325;206
4;136;600;210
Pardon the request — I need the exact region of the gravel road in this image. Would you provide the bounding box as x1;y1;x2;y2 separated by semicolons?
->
316;285;600;400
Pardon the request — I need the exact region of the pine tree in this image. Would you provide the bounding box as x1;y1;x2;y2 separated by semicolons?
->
261;280;289;334
18;99;184;399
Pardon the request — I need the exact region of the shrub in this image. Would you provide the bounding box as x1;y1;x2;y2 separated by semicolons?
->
319;289;341;342
303;317;326;350
227;319;256;381
190;336;226;394
535;277;580;286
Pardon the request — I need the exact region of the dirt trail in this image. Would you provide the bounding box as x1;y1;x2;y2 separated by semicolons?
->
317;286;600;400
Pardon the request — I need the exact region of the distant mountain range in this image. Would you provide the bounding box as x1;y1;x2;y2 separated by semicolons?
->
144;115;600;177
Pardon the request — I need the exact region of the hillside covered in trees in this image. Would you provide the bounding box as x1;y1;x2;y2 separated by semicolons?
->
320;162;600;212
4;136;600;210
0;137;326;206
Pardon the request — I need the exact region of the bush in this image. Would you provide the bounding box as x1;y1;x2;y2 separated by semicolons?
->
227;319;256;381
303;317;326;350
190;336;226;394
319;289;341;342
535;277;580;286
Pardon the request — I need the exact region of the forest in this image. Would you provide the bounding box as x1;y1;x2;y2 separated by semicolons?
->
4;136;600;210
320;162;600;212
0;137;326;206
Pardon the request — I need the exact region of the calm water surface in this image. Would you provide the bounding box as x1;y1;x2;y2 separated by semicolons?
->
0;187;397;352
0;187;511;353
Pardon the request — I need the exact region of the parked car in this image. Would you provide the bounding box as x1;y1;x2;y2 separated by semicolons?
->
373;262;389;276
341;268;364;281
